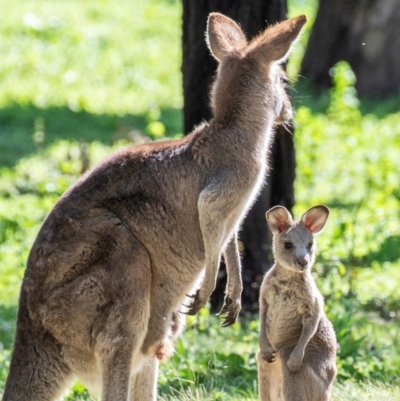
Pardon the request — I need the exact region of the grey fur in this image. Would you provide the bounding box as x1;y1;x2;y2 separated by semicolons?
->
258;205;337;401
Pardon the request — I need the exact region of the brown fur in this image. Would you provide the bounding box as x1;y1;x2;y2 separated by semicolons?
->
3;13;306;401
258;205;337;401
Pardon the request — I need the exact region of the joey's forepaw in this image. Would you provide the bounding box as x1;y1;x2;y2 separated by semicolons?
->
216;296;241;327
260;348;277;363
182;289;206;316
287;355;302;372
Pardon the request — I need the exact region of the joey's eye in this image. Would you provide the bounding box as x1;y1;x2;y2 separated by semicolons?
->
281;75;289;85
284;242;293;250
307;242;313;250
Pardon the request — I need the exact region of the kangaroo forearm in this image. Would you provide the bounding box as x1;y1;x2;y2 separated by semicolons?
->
259;330;272;351
293;314;320;356
259;301;271;349
197;189;229;298
223;234;242;298
202;254;220;296
214;234;243;326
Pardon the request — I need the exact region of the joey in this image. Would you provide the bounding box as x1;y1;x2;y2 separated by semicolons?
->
257;205;337;401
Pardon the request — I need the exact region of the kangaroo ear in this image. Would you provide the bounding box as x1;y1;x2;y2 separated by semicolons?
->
249;14;307;63
301;205;329;235
206;13;247;61
266;206;293;234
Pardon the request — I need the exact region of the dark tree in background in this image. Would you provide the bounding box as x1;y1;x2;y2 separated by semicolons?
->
301;0;400;97
182;0;295;312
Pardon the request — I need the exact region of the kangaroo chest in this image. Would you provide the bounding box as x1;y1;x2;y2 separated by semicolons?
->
264;278;315;347
267;280;312;317
225;157;267;218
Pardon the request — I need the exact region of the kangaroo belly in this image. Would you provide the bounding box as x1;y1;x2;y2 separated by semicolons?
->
266;296;303;350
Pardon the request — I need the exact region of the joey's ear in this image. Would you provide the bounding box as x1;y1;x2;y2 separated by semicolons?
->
301;205;329;235
249;14;307;62
266;206;292;234
206;13;247;61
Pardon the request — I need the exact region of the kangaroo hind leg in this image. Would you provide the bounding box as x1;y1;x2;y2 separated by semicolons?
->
96;235;152;401
281;347;331;401
129;357;158;401
257;350;284;401
3;292;72;401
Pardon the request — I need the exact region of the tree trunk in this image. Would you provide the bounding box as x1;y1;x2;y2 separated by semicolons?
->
301;0;400;97
182;0;295;312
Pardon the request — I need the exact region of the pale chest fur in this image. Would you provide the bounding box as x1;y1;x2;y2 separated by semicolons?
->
261;269;322;350
236;124;274;214
238;161;266;214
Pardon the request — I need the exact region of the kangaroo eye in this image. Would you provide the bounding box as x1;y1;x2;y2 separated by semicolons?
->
284;242;293;249
307;242;313;250
281;75;289;85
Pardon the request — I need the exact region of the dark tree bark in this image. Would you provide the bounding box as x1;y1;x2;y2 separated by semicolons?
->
301;0;400;97
182;0;295;312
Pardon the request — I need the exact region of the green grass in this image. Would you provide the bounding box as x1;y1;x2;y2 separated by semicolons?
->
0;0;182;114
0;0;182;167
1;0;400;399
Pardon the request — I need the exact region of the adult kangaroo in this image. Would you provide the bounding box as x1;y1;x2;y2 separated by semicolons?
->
2;12;306;401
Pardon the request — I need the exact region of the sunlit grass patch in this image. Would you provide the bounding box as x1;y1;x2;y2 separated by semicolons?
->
333;380;400;401
0;0;182;114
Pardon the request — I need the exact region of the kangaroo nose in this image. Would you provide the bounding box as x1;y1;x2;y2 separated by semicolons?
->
297;258;308;267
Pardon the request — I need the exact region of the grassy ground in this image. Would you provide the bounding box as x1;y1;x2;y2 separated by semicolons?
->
1;0;400;399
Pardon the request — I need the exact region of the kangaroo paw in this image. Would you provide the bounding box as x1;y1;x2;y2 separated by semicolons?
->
182;289;206;315
216;295;241;327
260;348;277;363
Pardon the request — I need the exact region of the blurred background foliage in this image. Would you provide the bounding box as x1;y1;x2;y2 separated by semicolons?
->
0;0;399;400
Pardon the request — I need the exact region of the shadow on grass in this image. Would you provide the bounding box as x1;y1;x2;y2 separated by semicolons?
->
370;235;400;264
0;304;17;350
0;103;183;168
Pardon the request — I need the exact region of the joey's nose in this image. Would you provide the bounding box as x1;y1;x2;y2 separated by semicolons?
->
297;258;308;267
